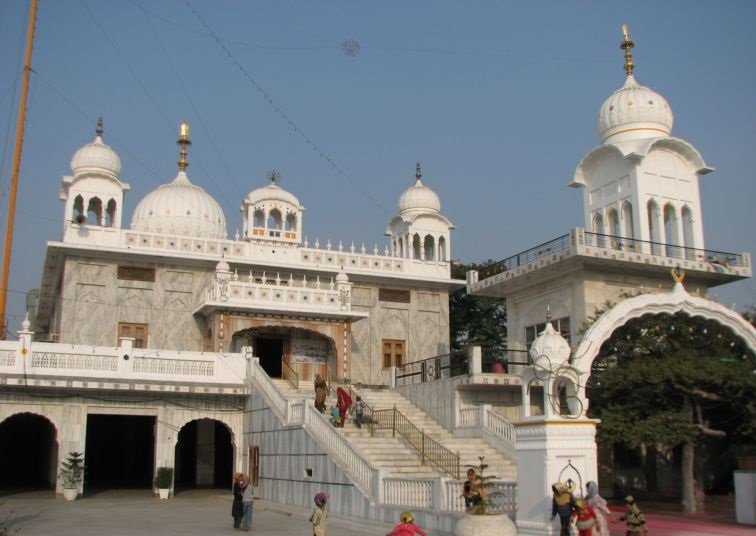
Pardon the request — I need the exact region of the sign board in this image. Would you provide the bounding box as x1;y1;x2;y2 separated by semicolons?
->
292;338;327;364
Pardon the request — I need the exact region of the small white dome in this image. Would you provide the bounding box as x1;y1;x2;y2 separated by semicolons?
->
71;135;122;178
335;269;349;283
215;258;231;272
398;164;440;215
597;75;673;143
529;322;571;366
131;171;227;239
245;180;301;208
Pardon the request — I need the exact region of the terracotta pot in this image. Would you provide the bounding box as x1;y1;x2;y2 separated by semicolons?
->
737;456;756;470
158;488;170;499
62;488;78;501
454;514;517;536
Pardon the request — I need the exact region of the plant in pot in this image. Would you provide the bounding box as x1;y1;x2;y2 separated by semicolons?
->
153;466;174;499
455;456;517;536
59;451;85;501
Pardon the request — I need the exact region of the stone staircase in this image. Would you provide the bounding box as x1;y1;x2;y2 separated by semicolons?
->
270;379;516;481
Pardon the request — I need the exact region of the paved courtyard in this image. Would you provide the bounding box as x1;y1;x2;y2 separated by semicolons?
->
1;489;753;536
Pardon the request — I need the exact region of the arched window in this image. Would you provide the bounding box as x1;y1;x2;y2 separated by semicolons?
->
621;201;634;240
267;209;282;237
104;199;117;227
682;205;695;253
423;235;435;261
253;209;265;228
87;197;102;225
412;234;421;260
397;237;404;258
285;213;296;232
647;199;662;255
438;236;447;262
592;212;604;234
73;195;85;224
664;203;680;258
606;208;620;237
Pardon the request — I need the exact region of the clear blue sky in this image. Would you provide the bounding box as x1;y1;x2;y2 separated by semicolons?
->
0;0;754;335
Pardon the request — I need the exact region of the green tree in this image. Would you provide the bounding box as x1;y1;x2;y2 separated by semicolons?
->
449;261;507;364
588;312;756;514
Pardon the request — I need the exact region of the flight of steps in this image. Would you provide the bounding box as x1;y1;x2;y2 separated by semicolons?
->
269;379;516;481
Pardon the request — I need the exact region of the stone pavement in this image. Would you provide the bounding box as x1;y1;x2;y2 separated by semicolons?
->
1;489;754;536
0;489;394;536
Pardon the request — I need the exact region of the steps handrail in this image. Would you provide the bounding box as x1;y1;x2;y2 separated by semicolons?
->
370;405;460;479
281;359;299;390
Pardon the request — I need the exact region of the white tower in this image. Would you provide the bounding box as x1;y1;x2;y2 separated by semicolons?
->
241;171;304;245
60;118;130;228
385;162;454;262
515;318;598;536
569;26;713;254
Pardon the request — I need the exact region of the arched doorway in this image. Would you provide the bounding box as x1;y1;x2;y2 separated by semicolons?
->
0;413;57;490
174;419;233;491
575;286;756;502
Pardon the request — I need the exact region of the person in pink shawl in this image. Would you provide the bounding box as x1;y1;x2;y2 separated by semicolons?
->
585;481;616;536
386;511;427;536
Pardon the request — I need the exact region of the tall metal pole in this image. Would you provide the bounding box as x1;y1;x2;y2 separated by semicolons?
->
0;0;40;339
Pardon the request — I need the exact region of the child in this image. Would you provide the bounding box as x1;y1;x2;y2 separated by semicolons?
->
310;492;328;536
330;406;340;426
572;498;598;536
240;474;254;531
386;511;427;536
620;495;648;534
354;396;366;428
550;480;576;536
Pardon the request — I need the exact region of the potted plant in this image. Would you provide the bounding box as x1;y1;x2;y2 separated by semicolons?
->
153;466;174;499
59;451;85;501
455;456;517;536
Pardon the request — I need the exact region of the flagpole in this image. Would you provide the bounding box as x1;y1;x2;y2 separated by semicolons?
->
0;0;40;339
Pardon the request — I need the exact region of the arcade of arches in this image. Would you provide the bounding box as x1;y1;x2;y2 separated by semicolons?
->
0;411;235;493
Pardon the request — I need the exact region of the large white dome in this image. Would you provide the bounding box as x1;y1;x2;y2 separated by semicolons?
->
597;75;673;143
529;322;571;367
131;171;227;239
398;164;440;215
71;134;122;178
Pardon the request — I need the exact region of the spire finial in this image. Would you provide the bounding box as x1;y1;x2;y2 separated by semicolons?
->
415;161;422;182
96;117;104;138
620;24;635;76
546;304;552;323
177;122;192;171
268;170;280;184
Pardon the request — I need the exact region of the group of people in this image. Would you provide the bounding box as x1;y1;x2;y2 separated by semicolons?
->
231;473;255;531
552;480;648;536
314;375;368;429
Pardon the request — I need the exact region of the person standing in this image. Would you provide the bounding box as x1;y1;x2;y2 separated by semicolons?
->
551;481;577;536
231;472;244;529
462;468;483;511
314;373;328;413
386;511;427;536
240;475;254;531
336;387;351;427
585;481;615;536
310;492;328;536
620;495;648;535
354;396;366;428
572;498;598;536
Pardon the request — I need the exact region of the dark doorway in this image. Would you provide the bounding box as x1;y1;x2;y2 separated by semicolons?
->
256;337;283;377
85;414;155;489
0;413;57;490
174;419;233;491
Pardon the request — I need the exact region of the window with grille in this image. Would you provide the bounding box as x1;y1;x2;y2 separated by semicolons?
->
382;339;405;368
118;322;149;348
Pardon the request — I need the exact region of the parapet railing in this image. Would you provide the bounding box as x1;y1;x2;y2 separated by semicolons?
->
370;405;461;479
457;405;517;460
395;351;468;387
477;228;749;280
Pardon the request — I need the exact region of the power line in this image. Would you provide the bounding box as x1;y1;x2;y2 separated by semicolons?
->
184;0;389;217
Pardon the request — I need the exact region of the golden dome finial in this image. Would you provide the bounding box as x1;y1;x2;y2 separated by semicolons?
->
177;122;192;171
620;24;635;76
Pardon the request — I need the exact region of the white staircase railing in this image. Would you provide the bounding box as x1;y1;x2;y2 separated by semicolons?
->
246;349;517;515
458;404;517;459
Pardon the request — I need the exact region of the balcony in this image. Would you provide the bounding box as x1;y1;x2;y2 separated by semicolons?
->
0;336;249;396
468;228;751;296
193;271;369;321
